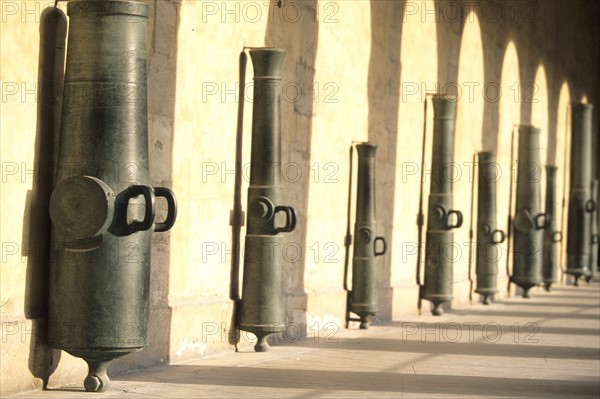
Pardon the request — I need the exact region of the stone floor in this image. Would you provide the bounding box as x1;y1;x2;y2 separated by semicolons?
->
11;282;600;398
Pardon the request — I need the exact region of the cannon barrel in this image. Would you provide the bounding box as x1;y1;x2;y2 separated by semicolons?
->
48;1;177;392
239;48;296;352
350;143;387;329
511;126;545;297
543;165;561;290
566;103;594;284
587;179;599;281
475;151;505;304
422;95;463;316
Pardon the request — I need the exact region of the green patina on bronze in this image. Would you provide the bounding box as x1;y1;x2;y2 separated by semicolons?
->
239;49;296;353
566;103;595;284
543;165;561;290
475;151;505;304
48;1;176;392
512;126;546;297
350;143;387;329
422;95;464;316
587;180;599;281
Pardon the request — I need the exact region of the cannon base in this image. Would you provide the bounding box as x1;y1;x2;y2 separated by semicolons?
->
66;348;140;392
521;286;532;298
254;334;270;352
475;288;497;305
583;266;595;283
510;279;540;298
239;324;284;353
566;266;589;287
542;277;556;291
422;295;452;316
432;304;444;316
566;270;585;286
357;314;373;330
350;305;376;330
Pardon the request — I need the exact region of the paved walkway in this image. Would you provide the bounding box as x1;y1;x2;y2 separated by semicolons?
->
12;283;600;398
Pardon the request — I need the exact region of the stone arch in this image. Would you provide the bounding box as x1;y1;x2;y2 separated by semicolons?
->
390;0;438;302
453;9;486;300
531;64;550;206
496;41;521;278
